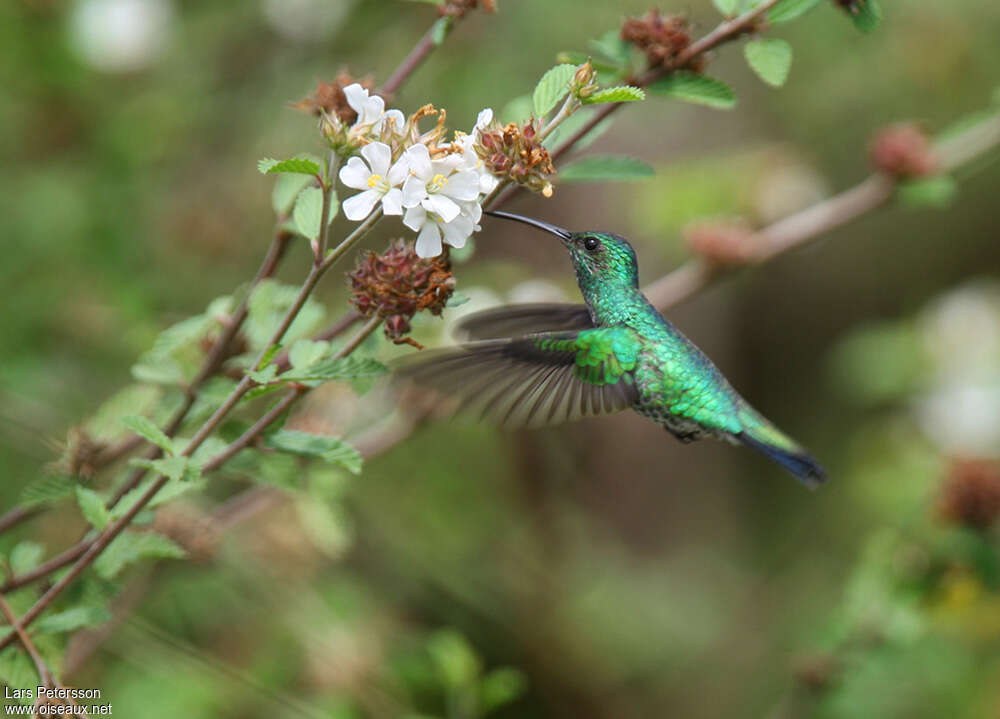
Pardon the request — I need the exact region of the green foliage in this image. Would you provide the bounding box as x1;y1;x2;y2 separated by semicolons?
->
431;15;453;46
34;605;111;634
559;155;655;183
76;486;110;530
120;415;175;455
130;455;201;483
767;0;823;23
247;363;279;385
897;175;959;209
582;86;645;105
479;668;528;713
86;384;162;443
131;297;233;386
257;156;322;176
589;29;630;67
94;531;186;580
744;39;793;87
849;0;882;33
288;338;332;370
265;429;363;475
532;64;577;117
282;355;388;383
0;647;36;702
427;629;481;689
499;94;533;123
647;72;737;109
245;280;326;350
712;0;741;16
8;541;44;576
293;186;337;241
272;172;315;217
110;477;205;523
19;475;76;509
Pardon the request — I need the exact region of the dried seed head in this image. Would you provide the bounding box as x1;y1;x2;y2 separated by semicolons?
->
870;123;938;178
293;72;376;124
684;220;755;266
620;10;696;70
348;240;456;347
475;119;555;196
938;458;1000;531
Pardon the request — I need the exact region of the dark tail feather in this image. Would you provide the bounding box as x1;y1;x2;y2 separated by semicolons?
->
738;432;827;489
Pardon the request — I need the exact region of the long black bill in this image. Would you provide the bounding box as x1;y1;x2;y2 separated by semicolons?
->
485;210;572;240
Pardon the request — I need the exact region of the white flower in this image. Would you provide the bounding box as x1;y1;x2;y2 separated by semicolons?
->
343;83;404;134
401;143;481;223
404;200;481;258
338;142;408;220
455;108;499;194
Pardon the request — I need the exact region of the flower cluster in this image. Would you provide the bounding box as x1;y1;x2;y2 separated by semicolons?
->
348;240;455;347
336;90;499;257
869;123;938;179
620;10;701;72
475;118;555;196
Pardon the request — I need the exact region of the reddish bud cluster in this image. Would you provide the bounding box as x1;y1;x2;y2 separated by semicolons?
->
938;458;1000;531
293;72;376;124
476;120;555;196
869;123;938;178
834;0;864;14
440;0;496;19
620;10;700;71
348;240;455;347
684;220;755;266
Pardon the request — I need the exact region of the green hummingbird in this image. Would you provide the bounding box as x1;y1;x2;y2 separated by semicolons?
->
399;210;826;487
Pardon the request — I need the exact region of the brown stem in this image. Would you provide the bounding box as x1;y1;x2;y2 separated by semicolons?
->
0;591;54;688
380;22;443;97
0;506;41;535
0;542;89;594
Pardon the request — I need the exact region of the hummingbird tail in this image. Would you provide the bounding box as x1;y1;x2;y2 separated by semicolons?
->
736;419;826;489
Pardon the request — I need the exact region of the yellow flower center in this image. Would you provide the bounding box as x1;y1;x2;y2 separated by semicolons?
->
367;173;385;190
428;173;449;192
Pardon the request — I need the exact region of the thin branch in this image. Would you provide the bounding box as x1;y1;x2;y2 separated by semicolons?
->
0;591;54;688
380;18;450;96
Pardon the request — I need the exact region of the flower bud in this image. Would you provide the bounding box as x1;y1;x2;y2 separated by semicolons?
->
869;123;938;179
475;119;555;196
571;60;598;100
620;10;694;70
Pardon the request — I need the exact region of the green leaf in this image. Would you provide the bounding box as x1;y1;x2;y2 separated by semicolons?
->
582;86;645;105
110;476;204;522
258;156;321;176
427;630;481;688
500;94;534;123
247;363;279;385
430;15;452;45
288;339;331;370
712;0;740;16
744;39;793;87
533;64;577;117
849;0;882;33
260;342;283;367
0;647;36;703
121;415;175;455
896;175;958;209
20;475;76;508
559;155;655;183
768;0;823;23
129;455;198;482
76;487;110;530
447;292;470;308
589;29;630;66
282;356;388;383
293;186;324;241
647;72;737;109
480;667;528;712
9;542;44;576
265;430;363;474
272;172;315;217
34;606;111;634
94;531;186;579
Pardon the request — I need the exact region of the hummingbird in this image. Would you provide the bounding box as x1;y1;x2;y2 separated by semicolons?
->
399;210;826;487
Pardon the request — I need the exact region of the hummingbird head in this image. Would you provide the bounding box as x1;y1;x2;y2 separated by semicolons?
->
485;210;638;288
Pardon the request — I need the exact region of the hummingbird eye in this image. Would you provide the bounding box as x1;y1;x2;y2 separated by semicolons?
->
582;236;601;253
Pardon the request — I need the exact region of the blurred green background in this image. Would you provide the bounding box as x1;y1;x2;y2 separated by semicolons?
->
3;0;1000;717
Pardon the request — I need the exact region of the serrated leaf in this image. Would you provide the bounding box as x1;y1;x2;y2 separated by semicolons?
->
533;64;577;117
744;39;793;87
121;415;174;454
647;72;737;109
34;606;111;634
768;0;822;23
293;186;324;241
260;343;283;367
9;542;44;576
712;0;740;16
20;475;75;508
282;356;388;383
265;430;363;474
582;86;645;105
288;339;331;370
94;531;186;579
272;173;315;217
559;155;655;183
76;487;110;530
129;455;196;482
589;29;630;67
430;15;452;45
849;0;882;33
247;364;279;385
110;476;205;522
258;156;321;176
897;175;957;209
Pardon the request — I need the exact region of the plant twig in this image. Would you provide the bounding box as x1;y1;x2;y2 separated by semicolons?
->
0;591;55;688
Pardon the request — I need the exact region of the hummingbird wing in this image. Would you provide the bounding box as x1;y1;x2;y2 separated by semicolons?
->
396;327;641;429
454;303;593;341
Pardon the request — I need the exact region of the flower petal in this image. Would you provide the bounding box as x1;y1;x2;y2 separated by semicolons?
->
402;176;428;208
441;170;481;202
415;222;443;258
360;142;391;176
380;109;405;134
343;84;368;116
442;217;471;249
403;205;427;232
381;187;403;216
478;172;499;194
342;189;379;221
339;156;371;190
423;193;460;223
404;143;432;179
475;108;493;132
461;200;482;223
387;156;410;186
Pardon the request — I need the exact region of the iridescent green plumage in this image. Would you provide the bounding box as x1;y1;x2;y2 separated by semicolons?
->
398;211;825;487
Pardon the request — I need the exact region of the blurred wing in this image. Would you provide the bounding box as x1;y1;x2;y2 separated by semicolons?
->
396;328;640;429
454;303;593;341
